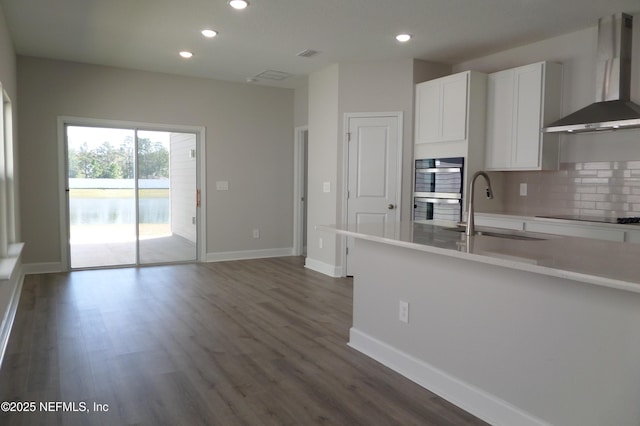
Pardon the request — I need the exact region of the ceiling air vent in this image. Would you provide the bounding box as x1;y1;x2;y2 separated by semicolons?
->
253;70;292;81
296;49;320;58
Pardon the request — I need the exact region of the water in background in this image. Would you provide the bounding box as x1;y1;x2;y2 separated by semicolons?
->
70;197;169;225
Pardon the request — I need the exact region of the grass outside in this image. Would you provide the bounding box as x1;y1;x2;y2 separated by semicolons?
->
69;188;169;198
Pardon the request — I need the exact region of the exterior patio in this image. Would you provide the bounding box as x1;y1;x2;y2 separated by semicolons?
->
70;224;196;268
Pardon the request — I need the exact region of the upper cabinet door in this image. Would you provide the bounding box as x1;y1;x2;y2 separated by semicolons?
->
484;61;562;171
512;63;543;168
440;74;468;142
415;72;468;144
415;79;443;143
485;69;514;169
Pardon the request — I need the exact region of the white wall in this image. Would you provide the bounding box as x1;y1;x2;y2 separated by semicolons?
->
294;80;308;128
306;16;640;276
0;2;21;366
306;59;452;275
0;5;16;110
338;59;416;225
306;61;419;276
454;14;640;163
169;132;197;243
17;56;294;265
306;65;340;273
413;59;451;85
351;238;640;426
0;3;18;243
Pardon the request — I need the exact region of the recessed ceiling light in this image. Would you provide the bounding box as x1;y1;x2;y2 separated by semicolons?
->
201;29;218;38
179;51;193;59
229;0;249;10
395;33;412;42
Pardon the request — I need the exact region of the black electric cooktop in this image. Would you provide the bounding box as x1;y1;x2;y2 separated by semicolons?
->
537;215;640;225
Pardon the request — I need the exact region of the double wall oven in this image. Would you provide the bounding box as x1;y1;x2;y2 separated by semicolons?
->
413;157;464;223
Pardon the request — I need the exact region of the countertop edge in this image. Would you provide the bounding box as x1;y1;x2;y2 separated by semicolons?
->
476;212;640;230
318;225;640;295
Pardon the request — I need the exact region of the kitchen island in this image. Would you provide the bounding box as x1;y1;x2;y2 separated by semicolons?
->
319;222;640;426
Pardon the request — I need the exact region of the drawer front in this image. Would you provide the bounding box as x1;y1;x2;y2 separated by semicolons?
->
525;221;625;242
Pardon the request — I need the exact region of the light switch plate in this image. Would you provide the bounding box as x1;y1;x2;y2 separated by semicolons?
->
399;300;409;323
323;182;331;193
216;181;229;191
520;183;527;196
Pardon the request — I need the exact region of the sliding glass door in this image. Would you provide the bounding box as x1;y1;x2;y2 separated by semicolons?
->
66;125;197;269
137;130;197;265
67;126;136;268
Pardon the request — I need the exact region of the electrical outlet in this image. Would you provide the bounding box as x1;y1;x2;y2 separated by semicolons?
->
319;237;323;249
399;300;409;323
252;228;260;239
520;183;527;196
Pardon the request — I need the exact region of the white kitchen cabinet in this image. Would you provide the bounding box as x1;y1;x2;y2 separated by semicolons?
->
524;220;625;242
475;215;524;231
415;72;468;144
485;61;562;171
414;71;487;220
475;213;631;243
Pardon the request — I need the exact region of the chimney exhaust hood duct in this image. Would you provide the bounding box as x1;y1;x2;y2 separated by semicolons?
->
543;13;640;134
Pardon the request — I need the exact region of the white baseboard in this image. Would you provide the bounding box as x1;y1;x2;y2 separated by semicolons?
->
0;263;25;369
348;328;549;426
304;257;343;277
23;262;65;275
206;247;294;262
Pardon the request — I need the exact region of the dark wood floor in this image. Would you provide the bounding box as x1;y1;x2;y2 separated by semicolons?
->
0;257;487;425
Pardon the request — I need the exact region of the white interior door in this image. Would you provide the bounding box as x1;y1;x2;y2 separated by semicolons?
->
346;113;401;274
293;126;309;257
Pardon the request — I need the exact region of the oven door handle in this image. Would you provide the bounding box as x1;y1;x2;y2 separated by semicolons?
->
414;198;461;204
414;192;461;199
416;167;462;173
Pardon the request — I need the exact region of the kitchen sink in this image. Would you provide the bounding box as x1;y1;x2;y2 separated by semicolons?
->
442;225;548;241
474;230;546;241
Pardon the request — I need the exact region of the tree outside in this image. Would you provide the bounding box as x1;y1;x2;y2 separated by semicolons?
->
68;136;169;180
67;128;172;251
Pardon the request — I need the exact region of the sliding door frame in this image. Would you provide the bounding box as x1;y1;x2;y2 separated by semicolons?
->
57;116;207;271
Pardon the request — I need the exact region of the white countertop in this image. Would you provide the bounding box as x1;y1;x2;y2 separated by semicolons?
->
319;222;640;294
476;211;640;231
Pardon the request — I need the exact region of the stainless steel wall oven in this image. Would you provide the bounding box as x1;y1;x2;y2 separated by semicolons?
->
413;157;464;223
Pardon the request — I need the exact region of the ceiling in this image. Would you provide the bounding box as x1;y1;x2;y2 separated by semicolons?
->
2;0;640;89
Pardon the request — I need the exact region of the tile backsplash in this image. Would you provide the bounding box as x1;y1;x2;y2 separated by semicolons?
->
502;161;640;219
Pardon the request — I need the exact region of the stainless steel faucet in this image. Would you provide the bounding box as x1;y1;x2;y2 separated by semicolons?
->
466;171;494;236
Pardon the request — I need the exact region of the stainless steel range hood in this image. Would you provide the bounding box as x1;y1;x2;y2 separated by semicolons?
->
543;13;640;134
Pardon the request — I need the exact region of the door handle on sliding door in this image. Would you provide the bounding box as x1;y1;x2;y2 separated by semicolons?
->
196;189;201;207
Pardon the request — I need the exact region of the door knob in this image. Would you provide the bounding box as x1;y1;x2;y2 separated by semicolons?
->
388;204;395;210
